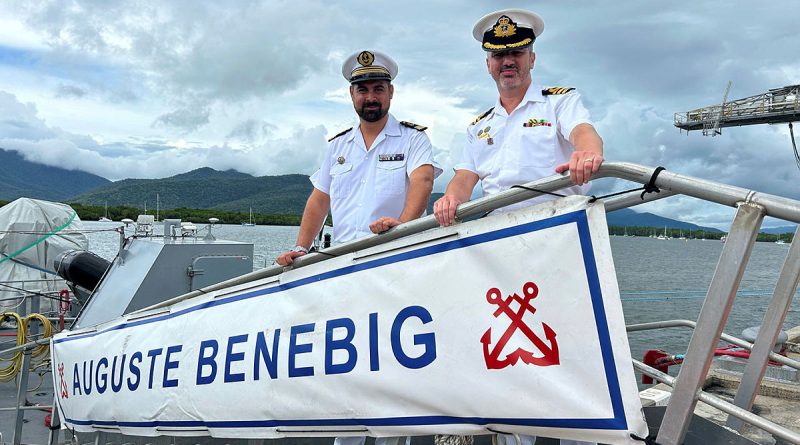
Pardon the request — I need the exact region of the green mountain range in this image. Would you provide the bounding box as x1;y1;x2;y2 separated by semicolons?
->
0;148;313;215
0;148;111;201
72;167;313;215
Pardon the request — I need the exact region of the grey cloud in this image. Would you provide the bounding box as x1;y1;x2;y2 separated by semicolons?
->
153;107;210;132
22;1;368;103
55;83;87;98
0;91;56;141
0;88;329;180
256;125;329;176
5;0;800;229
227;119;277;144
541;3;800;112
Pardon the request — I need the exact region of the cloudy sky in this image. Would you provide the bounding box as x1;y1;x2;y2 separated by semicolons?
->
1;1;798;229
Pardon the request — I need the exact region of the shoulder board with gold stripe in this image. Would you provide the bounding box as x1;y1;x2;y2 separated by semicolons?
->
470;107;494;126
542;87;576;96
400;121;428;131
327;127;353;142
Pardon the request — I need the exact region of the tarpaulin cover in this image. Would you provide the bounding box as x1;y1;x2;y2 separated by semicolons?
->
0;198;86;313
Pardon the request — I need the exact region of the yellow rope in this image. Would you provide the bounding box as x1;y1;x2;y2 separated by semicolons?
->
0;312;53;382
0;312;25;381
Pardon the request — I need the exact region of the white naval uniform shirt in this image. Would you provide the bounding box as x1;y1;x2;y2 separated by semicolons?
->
311;113;442;243
455;84;594;213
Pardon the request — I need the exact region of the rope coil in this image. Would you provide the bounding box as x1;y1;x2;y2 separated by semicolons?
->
0;312;53;381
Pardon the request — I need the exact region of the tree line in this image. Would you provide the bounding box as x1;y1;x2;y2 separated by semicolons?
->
0;201;302;226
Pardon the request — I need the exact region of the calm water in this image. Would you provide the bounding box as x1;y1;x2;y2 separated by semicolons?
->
81;221;798;371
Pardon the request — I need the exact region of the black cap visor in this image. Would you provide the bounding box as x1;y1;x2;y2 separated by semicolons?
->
482;27;535;52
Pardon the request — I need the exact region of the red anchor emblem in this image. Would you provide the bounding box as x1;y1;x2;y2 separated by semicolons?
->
58;362;69;399
480;281;560;369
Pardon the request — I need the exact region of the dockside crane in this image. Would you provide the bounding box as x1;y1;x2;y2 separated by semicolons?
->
674;83;800;168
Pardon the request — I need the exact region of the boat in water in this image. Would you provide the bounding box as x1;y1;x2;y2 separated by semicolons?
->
241;207;256;227
2;162;800;445
98;203;112;223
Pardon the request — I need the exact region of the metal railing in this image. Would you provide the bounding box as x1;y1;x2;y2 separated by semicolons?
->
1;283;71;445
0;339;55;445
34;162;800;444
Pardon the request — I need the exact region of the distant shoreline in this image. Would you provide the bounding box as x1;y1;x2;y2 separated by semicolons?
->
0;200;793;242
0;200;303;227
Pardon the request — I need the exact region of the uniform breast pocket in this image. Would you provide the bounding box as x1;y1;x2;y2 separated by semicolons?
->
329;163;353;198
375;160;407;196
518;126;556;168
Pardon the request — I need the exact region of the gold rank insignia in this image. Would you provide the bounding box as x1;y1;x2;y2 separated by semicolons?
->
357;51;375;66
493;16;517;38
542;87;576;96
470;107;495;126
400;121;428;131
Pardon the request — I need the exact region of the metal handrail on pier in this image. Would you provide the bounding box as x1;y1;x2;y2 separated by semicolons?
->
0;338;54;445
60;163;800;444
1;282;65;445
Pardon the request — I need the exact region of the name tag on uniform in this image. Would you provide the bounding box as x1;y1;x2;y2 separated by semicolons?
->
379;154;405;161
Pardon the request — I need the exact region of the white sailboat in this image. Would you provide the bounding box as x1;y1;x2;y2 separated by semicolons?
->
99;202;112;222
242;207;256;226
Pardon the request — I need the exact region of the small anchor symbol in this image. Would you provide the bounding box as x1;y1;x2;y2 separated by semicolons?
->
480;281;559;369
58;363;69;399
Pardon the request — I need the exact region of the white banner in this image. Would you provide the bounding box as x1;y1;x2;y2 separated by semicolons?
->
51;196;648;444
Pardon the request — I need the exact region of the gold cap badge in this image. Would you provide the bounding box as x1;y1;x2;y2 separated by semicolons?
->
357;51;375;66
493;16;517;37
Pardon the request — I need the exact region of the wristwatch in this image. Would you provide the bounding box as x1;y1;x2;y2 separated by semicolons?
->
291;245;309;254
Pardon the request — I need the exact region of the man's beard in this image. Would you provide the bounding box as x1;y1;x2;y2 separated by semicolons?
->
357;102;387;122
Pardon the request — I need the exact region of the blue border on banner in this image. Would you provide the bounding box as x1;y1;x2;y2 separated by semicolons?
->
55;209;629;431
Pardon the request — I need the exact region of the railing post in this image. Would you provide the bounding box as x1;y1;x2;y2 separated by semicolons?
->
48;396;62;445
12;350;32;445
30;293;40;338
727;225;800;431
656;202;764;445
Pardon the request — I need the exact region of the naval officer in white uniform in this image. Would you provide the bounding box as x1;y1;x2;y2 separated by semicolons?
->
433;8;601;445
277;50;440;266
434;8;603;225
